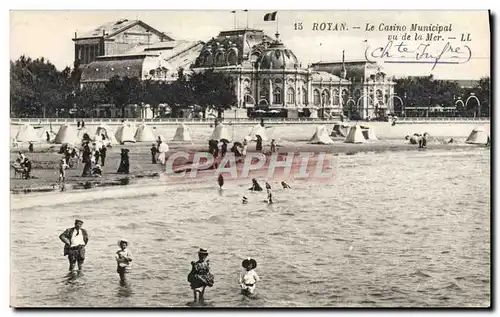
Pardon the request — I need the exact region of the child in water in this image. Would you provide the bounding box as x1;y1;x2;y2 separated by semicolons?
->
187;248;214;303
266;182;273;204
116;239;132;284
239;258;259;295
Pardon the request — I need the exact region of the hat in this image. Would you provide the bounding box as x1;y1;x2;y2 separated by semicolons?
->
242;258;257;269
75;219;83;224
198;248;209;255
118;239;129;247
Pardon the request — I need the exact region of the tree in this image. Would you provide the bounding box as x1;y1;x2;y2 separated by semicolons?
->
105;76;142;118
189;70;237;118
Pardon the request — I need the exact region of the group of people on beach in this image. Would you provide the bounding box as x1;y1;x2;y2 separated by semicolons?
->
58;219;260;304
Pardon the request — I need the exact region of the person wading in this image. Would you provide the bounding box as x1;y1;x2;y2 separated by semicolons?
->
187;248;214;304
59;219;89;273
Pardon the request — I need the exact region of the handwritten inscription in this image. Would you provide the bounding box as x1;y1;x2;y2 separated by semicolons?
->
365;41;472;70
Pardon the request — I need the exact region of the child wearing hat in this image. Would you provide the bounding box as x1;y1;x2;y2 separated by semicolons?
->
116;239;133;284
187;248;214;303
239;258;259;295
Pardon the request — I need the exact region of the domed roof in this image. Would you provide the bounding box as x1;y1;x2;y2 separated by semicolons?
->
258;40;299;70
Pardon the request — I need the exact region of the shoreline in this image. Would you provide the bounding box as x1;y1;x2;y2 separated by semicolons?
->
10;140;488;195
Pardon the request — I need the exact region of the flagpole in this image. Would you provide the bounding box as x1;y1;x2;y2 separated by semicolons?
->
276;12;279;34
234;12;237;29
245;10;249;29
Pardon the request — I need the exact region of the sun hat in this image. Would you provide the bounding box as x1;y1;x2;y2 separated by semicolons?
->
242;258;257;269
118;239;129;247
198;248;208;255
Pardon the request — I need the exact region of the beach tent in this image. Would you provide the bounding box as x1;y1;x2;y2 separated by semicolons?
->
15;124;40;142
209;123;231;141
360;125;379;140
465;127;489;145
331;122;350;138
246;124;270;142
94;125;118;146
309;125;334;144
344;125;366;144
172;124;193;142
115;123;136;144
54;124;80;144
134;123;156;142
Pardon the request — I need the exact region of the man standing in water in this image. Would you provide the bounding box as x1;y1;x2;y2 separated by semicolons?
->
59;219;89;273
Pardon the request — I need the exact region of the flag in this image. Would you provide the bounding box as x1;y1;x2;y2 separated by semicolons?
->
231;10;236;13
243;10;248;12
263;11;277;21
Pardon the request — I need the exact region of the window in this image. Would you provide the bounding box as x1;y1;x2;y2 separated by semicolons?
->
342;89;349;105
313;89;321;105
260;87;269;101
333;89;340;105
274;87;282;104
245;87;253;104
322;90;330;105
227;50;237;65
287;88;295;104
215;52;225;66
302;88;308;104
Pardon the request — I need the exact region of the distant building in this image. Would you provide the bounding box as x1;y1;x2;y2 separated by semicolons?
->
75;19;394;119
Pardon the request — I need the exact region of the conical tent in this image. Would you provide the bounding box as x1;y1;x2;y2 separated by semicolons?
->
344;125;366;143
209;124;231;141
54;124;79;144
134;123;156;142
94;125;118;145
465;127;489;144
309;125;334;144
172;124;193;142
246;124;269;142
360;126;379;140
15;124;40;142
115;123;136;144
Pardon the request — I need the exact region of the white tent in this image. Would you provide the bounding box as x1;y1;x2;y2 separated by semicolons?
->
94;125;118;146
135;123;156;142
246;124;270;142
360;125;379;140
209;124;231;141
466;127;489;145
172;124;193;142
15;124;40;142
309;125;334;144
115;123;136;144
344;125;366;143
54;124;80;144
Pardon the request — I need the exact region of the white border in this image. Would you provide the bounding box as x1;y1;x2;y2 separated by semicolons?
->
3;0;497;316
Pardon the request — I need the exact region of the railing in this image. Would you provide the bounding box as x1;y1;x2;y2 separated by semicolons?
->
10;116;490;125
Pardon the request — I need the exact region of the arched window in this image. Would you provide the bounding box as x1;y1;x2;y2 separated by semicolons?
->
244;87;253;104
227;50;238;65
341;89;349;105
215;52;225;66
354;89;361;102
332;89;340;105
322;90;331;105
302;88;308;104
287;88;295;104
313;89;321;105
202;51;213;66
274;87;282;105
376;89;383;101
260;87;269;102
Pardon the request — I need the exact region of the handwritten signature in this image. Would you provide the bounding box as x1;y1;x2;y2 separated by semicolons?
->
365;41;472;70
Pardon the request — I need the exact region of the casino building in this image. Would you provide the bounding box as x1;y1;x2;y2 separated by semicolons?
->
76;19;395;119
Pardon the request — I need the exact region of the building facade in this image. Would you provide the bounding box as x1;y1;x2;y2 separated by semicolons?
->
75;19;395;119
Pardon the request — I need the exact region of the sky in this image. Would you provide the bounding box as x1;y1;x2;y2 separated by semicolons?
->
10;10;490;79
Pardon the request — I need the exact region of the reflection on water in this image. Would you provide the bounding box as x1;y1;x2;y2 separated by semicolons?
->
10;149;490;307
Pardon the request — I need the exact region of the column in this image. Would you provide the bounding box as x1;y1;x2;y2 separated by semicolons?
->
307;79;312;107
363;83;368;119
269;78;273;106
236;75;241;107
294;76;299;107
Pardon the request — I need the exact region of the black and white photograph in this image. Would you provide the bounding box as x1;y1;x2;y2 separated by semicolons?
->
8;9;491;308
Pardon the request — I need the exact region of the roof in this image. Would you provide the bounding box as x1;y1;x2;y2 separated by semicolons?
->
75;19;174;41
311;71;350;84
80;57;144;82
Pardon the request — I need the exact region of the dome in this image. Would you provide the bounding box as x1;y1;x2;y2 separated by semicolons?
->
258;41;299;70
